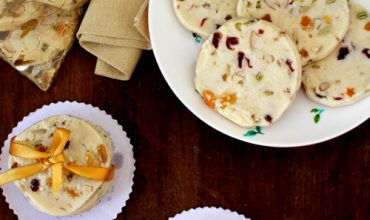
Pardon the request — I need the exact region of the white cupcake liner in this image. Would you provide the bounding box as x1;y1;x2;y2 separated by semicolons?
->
0;101;135;220
170;207;250;220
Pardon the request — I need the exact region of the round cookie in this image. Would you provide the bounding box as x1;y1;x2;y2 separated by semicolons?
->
35;0;88;10
302;3;370;107
8;115;114;216
237;0;350;65
173;0;238;38
0;0;44;31
195;18;302;127
0;8;79;67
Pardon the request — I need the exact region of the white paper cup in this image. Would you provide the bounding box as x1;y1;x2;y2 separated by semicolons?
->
0;101;135;220
170;207;250;220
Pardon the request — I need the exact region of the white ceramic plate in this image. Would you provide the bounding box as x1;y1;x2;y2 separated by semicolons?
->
169;207;250;220
149;0;370;147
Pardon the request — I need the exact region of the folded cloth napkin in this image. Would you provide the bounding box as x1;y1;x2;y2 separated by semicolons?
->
77;0;151;80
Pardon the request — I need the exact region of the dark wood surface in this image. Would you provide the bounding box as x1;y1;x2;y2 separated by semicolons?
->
0;43;369;220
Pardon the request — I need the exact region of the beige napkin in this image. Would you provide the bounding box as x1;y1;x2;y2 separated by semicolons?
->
77;0;151;80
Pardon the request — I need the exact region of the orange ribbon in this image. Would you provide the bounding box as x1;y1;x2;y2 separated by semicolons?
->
0;128;115;194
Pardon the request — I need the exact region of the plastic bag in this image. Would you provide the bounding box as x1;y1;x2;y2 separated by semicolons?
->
0;0;88;91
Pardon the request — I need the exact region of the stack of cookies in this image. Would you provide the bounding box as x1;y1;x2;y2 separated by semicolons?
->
173;0;370;128
0;0;89;91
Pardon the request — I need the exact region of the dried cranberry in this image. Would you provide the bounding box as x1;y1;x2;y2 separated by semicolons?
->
67;173;74;182
337;47;349;60
30;179;40;192
226;37;239;50
238;52;244;68
212;32;222;49
362;48;370;59
334;97;343;100
65;141;70;149
258;29;264;34
11;162;18;169
200;18;208;27
261;14;272;22
36;144;47;152
285;59;294;72
264;115;273;123
245;57;253;68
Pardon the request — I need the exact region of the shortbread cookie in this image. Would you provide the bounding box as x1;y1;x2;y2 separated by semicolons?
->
237;0;350;65
9;115;114;216
173;0;238;37
0;0;44;31
35;0;89;10
302;3;370;106
195;18;302;127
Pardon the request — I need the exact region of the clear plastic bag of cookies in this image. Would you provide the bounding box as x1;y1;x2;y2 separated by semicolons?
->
0;0;89;91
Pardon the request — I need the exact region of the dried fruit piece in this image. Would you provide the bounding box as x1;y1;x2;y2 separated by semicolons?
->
245;56;253;68
221;94;237;108
264;115;273;123
98;144;108;164
66;188;80;198
285;59;294;72
346;87;355;97
30;179;40;192
200;18;208;27
202;90;216;109
212;32;222;48
238;51;245;68
362;48;370;59
35;144;48;152
20;19;38;38
337;47;349;60
300;16;312;29
11;162;18;169
226;36;239;50
66;173;74;182
299;49;309;58
365;22;370;31
261;14;272;22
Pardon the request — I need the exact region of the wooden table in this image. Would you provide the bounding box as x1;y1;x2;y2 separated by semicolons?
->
0;43;369;220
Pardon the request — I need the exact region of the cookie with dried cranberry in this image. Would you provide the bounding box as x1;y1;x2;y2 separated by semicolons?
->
8;115;114;216
195;18;302;127
237;0;350;65
0;0;44;31
173;0;238;38
302;3;370;107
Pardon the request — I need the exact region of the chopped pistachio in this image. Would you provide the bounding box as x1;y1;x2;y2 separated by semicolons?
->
256;72;263;81
357;11;368;20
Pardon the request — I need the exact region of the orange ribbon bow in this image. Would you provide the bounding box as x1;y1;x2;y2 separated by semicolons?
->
0;128;115;194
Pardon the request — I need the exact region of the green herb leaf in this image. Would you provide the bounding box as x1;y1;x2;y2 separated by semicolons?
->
310;108;318;113
314;114;321;124
244;131;257;137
